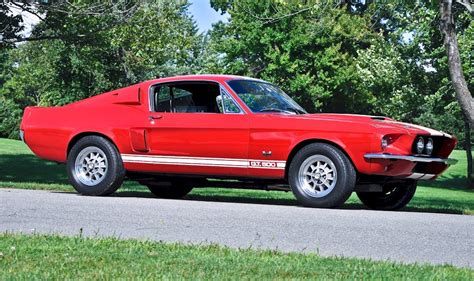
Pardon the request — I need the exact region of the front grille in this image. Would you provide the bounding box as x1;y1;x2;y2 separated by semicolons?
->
412;162;447;174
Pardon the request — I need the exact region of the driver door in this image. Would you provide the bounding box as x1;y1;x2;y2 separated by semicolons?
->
143;81;250;177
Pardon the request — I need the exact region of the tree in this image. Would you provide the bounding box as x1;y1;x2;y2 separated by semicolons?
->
439;0;473;187
208;0;384;113
0;2;26;48
1;1;148;45
0;0;203;138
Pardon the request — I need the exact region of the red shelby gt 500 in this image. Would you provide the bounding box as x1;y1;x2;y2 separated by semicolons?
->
20;75;457;209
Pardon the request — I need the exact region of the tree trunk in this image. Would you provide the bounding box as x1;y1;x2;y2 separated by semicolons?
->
440;0;474;188
464;120;473;188
439;0;474;127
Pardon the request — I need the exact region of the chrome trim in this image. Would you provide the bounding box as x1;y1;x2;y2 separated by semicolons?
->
364;153;458;165
19;130;25;142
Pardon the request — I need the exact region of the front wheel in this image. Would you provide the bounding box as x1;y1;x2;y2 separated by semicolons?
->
288;143;356;208
356;180;417;210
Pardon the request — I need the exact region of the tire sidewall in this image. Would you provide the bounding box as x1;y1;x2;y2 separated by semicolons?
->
67;136;124;196
289;143;356;208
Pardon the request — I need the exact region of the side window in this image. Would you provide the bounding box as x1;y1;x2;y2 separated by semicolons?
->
173;88;199;112
155;86;171;112
152;82;239;114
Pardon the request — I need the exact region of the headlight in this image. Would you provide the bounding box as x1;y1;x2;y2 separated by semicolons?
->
426;138;434;155
416;137;425;154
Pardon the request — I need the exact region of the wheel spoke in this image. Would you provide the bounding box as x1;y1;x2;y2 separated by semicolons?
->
298;155;338;198
74;146;109;186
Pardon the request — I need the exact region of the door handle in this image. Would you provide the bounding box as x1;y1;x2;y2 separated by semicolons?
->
149;115;162;121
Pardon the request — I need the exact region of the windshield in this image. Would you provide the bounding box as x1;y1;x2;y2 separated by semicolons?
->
227;80;307;114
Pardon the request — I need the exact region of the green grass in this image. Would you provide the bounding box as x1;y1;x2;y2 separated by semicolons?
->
1;138;473;214
1;233;472;280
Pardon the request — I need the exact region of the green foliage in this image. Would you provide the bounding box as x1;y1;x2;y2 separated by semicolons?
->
207;1;382;113
0;1;203;138
0;0;473;151
0;2;24;48
0;98;22;139
206;0;473;146
385;3;473;146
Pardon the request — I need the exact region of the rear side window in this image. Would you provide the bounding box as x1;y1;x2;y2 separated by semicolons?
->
155;86;172;112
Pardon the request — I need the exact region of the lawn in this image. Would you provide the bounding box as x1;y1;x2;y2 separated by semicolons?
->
1;138;473;214
0;233;472;280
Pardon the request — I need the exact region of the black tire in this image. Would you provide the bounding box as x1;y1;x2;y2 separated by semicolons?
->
67;136;125;196
288;143;356;208
147;181;193;199
357;180;417;210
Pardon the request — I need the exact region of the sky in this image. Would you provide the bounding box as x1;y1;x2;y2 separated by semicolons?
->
188;0;229;33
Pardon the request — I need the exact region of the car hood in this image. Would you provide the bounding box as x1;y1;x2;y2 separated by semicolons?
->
300;114;451;137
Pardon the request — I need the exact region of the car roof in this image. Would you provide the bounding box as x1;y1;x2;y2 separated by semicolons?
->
144;74;266;85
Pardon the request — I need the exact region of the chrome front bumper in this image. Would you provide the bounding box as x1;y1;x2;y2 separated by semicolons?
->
364;153;458;165
19;130;25;142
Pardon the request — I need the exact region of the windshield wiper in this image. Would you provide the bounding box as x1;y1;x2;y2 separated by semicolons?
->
284;107;306;115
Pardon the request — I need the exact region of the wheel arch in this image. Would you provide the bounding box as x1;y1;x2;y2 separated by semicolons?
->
67;132;119;157
285;138;358;179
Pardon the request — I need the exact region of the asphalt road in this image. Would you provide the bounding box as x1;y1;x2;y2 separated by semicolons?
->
1;188;473;268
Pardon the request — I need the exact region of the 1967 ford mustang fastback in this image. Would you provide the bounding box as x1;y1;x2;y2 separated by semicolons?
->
20;75;457;210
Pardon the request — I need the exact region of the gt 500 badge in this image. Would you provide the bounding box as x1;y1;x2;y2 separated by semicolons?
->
249;161;277;168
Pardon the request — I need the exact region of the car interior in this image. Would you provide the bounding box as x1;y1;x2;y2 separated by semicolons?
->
153;82;222;113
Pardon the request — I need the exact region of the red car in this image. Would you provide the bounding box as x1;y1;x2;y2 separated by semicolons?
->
20;75;457;210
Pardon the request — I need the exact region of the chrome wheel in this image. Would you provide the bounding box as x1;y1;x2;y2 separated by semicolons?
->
74;146;108;186
298;155;337;198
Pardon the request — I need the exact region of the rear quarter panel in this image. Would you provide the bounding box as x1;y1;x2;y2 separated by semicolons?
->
21;84;146;162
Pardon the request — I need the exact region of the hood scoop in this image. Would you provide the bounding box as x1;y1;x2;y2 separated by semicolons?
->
371;116;386;121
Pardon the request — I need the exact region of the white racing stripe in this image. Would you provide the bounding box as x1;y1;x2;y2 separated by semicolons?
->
121;154;286;170
401;123;447;137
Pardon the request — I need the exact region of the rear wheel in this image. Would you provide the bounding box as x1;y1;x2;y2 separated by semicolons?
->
67;136;124;196
356;180;417;210
288;143;356;208
147;181;193;199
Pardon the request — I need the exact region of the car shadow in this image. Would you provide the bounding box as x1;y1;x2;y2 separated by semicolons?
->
107;188;467;215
